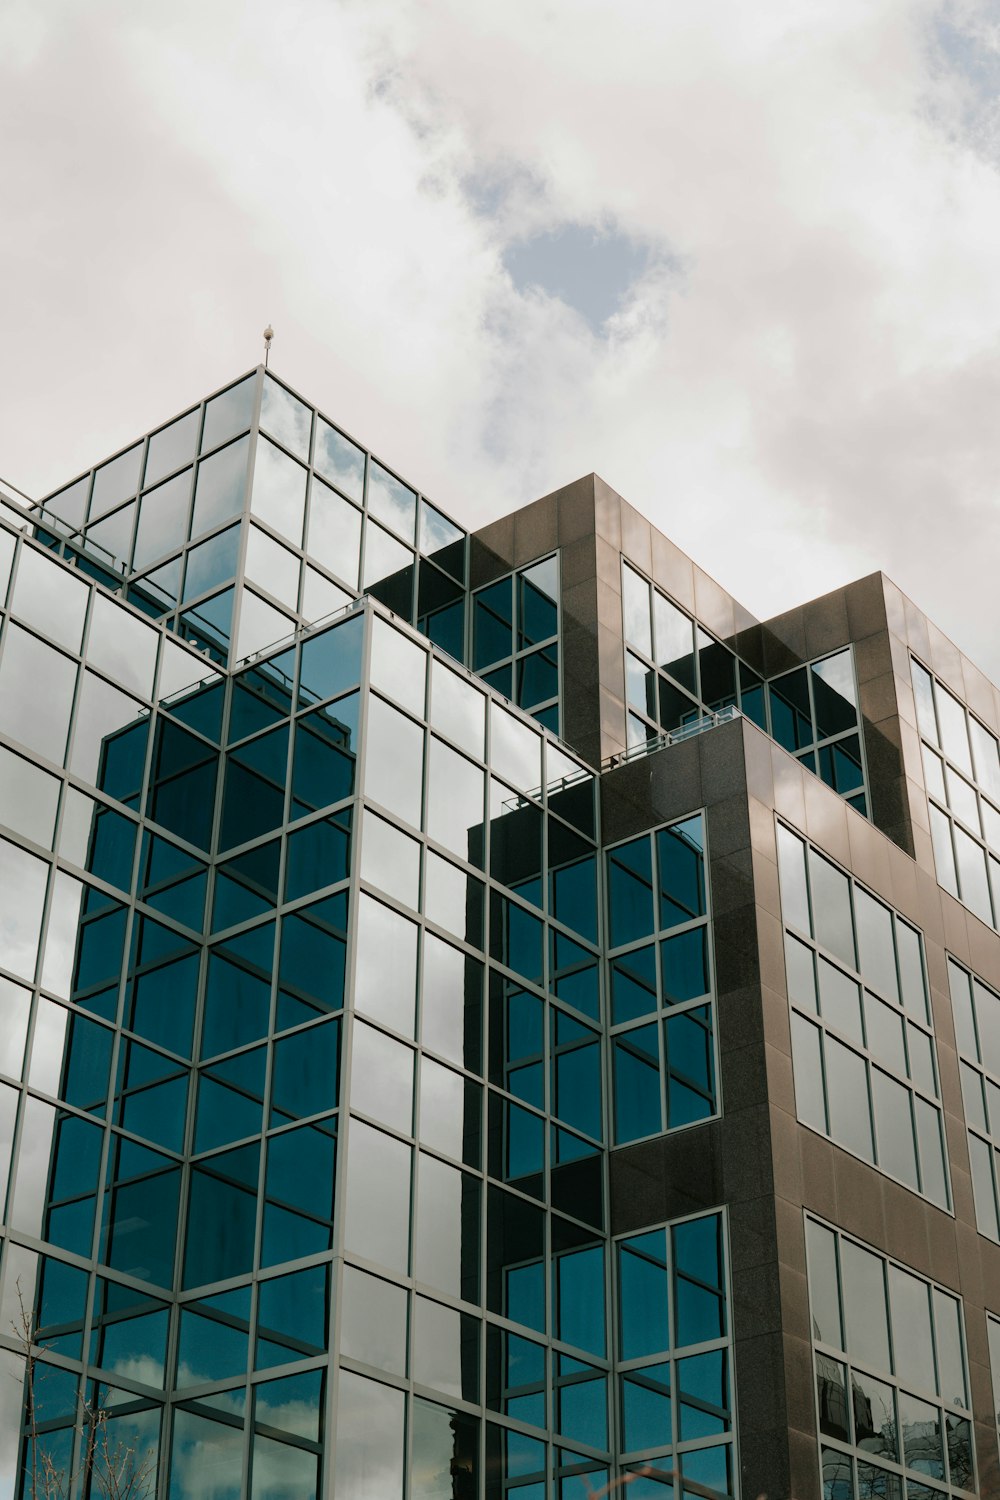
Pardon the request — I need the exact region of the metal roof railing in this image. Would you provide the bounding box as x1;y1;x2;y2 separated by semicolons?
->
603;704;742;771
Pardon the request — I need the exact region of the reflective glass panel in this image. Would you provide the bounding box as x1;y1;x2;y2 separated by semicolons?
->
12;545;89;653
334;1371;404;1499
370;616;426;718
339;1264;407;1375
0;623;76;764
343;1119;411;1275
367;462;416;543
0;745;59;847
88;594;158;697
364;695;423;827
145;408;200;487
621;564;652;656
260;375;311;462
306;478;362;589
430;660;485;759
314;416;365;502
133;470;192;570
0;836;48;980
245;525;300;613
353;895;418;1036
90;445;142;520
191;436;250;538
250;437;307;546
841;1238;890;1373
350;1021;414;1135
202;375;256;452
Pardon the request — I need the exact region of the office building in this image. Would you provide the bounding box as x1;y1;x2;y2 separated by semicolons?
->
0;364;996;1498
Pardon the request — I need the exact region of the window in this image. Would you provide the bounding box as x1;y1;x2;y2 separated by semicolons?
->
472;555;560;732
621;561;763;753
778;824;949;1207
607;814;718;1144
617;1210;735;1494
807;1215;974;1497
912;656;1000;930
948;958;1000;1242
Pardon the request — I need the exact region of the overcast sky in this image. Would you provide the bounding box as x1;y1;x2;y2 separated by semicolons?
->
2;0;1000;675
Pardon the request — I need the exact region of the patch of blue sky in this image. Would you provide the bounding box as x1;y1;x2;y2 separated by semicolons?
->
932;8;1000;101
502;223;654;333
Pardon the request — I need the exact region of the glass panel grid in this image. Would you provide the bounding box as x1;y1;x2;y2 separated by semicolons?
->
616;1209;735;1491
2;482;739;1497
912;656;1000;931
777;823;950;1209
807;1214;975;1498
472;556;561;734
948;957;1000;1244
606;814;718;1145
34;370;474;683
621;559;868;817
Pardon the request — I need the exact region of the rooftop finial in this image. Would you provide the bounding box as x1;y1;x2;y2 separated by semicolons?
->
263;325;274;368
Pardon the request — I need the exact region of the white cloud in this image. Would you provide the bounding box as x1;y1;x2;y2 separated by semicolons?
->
2;1;1000;675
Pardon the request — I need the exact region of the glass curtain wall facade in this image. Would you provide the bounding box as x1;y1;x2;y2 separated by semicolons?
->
0;504;733;1497
35;371;563;740
7;365;1000;1498
620;561;868;814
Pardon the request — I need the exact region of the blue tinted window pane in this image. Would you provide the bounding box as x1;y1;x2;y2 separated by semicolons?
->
619;1231;669;1360
102;1142;181;1288
551;1012;601;1140
474;580;513;669
517;647;558;708
177;1293;250;1386
219;727;289;850
270;1021;340;1125
86;806;138;891
284;814;351;901
177;587;235;665
770;667;812;751
262;1122;336;1266
213;840;281;931
277;895;347;1024
291;695;359;819
657;816;706;927
665;1005;715;1126
553;1243;605;1356
183;1145;260;1287
611;946;657;1024
490;898;543;986
191;437;250;537
681;1444;732;1500
196;1048;266;1152
169;1409;243;1499
621;1362;672;1454
203;930;275;1057
183;524;241;602
608;838;654;947
255;1264;329;1368
126;950;198;1056
660;929;710;1004
487;1187;545;1334
298;613;364;707
548;828;597;943
673;1215;724;1345
614;1027;661;1143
